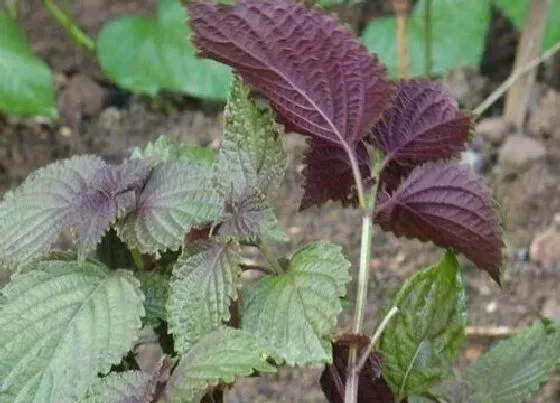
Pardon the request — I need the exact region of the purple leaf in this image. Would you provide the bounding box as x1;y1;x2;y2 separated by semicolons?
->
300;138;371;210
370;79;471;169
320;341;395;403
375;162;502;283
188;0;394;147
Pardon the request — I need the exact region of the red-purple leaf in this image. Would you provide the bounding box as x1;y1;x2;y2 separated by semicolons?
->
375;162;502;282
371;79;471;167
300;138;371;210
189;0;393;147
320;341;395;403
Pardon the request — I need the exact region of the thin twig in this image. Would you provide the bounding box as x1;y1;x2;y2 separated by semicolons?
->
395;0;409;78
354;306;399;374
43;0;96;52
472;41;560;118
424;0;433;77
466;325;522;338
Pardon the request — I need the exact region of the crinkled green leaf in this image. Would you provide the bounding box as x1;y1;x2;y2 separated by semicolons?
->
379;250;466;400
80;371;155;403
362;0;490;77
138;271;169;326
165;328;276;402
0;156;150;268
167;242;241;353
465;320;560;403
218;78;287;199
241;241;350;365
117;160;222;253
218;189;287;242
0;260;145;402
131;136;216;166
97;0;231;100
494;0;560;50
0;11;56;118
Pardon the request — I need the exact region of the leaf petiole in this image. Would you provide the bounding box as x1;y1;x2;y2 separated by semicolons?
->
258;242;284;274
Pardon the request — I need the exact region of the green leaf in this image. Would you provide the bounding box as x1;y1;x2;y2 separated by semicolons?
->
131;136;216;166
493;0;560;51
165;328;276;402
138;271;169;326
241;241;350;365
379;250;466;400
117;160;222;253
362;0;491;77
218;78;287;199
0;12;56;118
167;242;241;353
465;320;560;403
80;371;156;403
0;156;149;269
97;0;231;100
0;260;145;402
216;78;287;242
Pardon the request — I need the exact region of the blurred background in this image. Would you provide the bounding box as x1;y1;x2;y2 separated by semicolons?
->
1;0;559;401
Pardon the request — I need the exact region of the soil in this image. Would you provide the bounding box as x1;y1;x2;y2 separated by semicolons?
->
3;1;560;402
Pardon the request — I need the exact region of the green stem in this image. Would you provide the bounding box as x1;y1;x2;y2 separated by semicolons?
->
344;150;383;403
43;0;96;52
258;243;284;274
424;0;433;77
344;211;374;403
131;249;145;271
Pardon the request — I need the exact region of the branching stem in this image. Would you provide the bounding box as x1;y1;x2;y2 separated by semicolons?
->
354;306;399;374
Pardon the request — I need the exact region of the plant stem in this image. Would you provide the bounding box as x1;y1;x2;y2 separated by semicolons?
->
344;211;373;403
395;0;410;78
354;306;399;374
43;0;96;52
258;243;284;274
424;0;433;77
344;150;384;403
131;249;145;271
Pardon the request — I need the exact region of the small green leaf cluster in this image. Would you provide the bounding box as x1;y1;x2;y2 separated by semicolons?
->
0;78;351;402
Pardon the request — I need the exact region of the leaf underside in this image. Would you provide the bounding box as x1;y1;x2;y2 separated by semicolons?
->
241;241;350;365
464;320;560;403
117;160;222;253
189;0;394;148
0;156;150;268
0;260;145;402
379;251;466;400
300;138;371;210
167;242;241;354
376;162;502;283
165;328;276;402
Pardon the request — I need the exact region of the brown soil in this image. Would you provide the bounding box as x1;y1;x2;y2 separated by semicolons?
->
2;1;560;402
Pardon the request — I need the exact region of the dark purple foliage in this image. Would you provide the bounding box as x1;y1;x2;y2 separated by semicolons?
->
188;0;394;147
320;341;395;403
376;162;502;283
300;139;371;210
370;79;471;168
